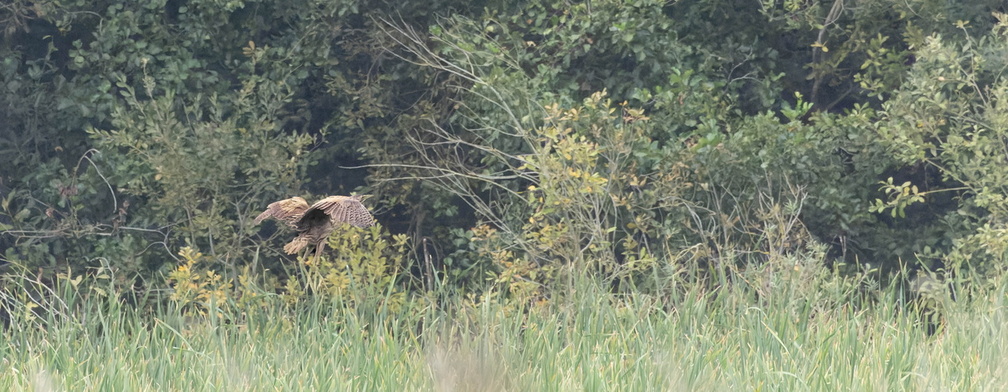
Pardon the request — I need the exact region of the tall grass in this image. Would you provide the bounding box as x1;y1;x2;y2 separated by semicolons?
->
0;260;1005;391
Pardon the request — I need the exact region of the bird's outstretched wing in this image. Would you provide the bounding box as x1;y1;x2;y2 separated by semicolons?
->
254;197;310;227
309;195;375;228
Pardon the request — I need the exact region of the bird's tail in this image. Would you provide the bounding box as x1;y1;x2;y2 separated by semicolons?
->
283;236;310;254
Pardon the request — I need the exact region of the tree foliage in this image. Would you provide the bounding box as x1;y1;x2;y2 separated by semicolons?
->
3;0;1008;298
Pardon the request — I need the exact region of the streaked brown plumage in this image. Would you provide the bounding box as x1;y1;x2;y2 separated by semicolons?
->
254;197;310;228
254;195;375;259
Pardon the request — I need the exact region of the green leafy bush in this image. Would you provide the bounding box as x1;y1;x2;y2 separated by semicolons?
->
874;14;1008;274
286;225;410;307
86;61;316;277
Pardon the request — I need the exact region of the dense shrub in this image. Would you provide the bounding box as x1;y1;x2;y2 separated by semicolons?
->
2;0;1008;299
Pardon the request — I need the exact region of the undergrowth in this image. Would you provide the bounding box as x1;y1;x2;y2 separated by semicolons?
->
0;248;1004;392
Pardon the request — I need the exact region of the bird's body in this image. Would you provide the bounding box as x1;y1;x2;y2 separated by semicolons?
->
255;195;375;259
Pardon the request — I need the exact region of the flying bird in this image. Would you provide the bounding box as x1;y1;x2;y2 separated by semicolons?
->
254;195;376;261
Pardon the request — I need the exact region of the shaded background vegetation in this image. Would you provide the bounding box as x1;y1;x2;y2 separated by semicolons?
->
2;0;1008;298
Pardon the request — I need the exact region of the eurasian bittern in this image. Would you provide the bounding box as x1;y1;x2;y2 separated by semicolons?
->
254;195;375;261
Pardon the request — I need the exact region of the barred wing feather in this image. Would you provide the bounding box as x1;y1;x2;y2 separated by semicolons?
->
254;197;310;227
310;195;375;228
